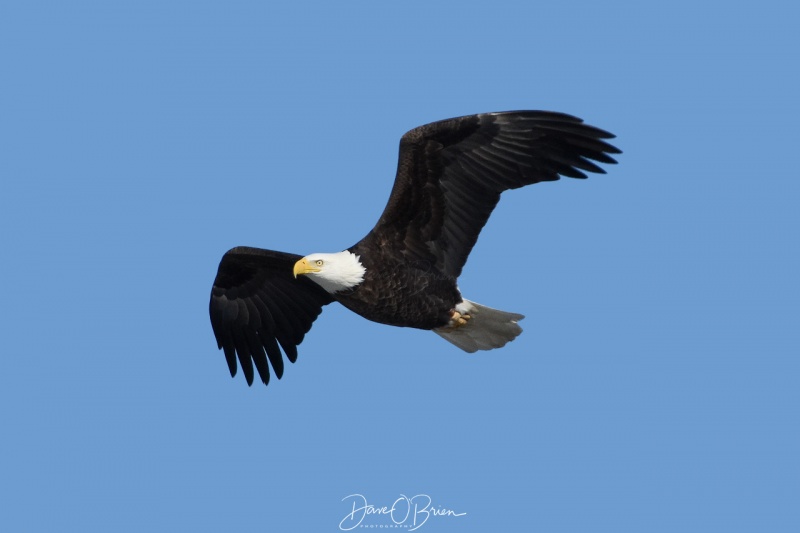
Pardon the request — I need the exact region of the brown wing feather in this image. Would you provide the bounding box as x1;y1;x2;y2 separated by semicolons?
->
209;247;334;386
356;111;621;277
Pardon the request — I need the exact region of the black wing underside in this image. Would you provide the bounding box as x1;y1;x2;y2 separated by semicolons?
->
209;247;334;386
357;111;621;278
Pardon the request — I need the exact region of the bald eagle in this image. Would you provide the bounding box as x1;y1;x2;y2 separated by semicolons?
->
210;111;620;386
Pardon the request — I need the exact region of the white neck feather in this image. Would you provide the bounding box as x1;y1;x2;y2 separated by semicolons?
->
303;251;366;294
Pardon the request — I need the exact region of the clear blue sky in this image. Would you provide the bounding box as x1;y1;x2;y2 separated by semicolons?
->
2;1;798;531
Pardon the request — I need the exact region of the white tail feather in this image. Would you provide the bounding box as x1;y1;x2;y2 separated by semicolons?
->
433;299;524;353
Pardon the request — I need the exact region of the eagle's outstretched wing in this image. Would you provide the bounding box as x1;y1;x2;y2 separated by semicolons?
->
209;247;334;386
358;111;621;277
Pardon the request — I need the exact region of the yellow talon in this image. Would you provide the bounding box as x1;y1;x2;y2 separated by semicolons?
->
449;310;471;328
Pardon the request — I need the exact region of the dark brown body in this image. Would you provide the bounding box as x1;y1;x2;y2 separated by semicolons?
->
335;245;461;330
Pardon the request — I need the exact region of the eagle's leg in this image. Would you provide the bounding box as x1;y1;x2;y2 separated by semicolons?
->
449;310;472;328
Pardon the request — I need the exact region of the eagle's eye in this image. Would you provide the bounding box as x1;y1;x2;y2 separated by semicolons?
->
315;260;323;266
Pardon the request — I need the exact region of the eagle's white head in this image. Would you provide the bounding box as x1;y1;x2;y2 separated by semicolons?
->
293;251;366;294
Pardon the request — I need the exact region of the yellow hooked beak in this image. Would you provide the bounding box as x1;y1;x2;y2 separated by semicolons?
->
293;258;321;278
